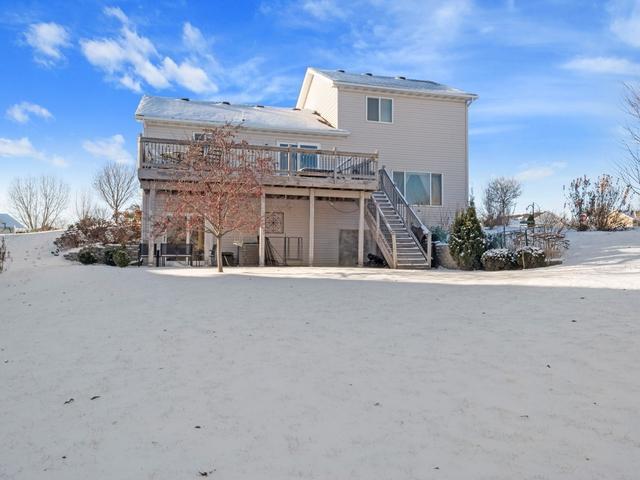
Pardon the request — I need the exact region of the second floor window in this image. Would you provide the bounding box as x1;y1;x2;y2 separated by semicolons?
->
367;97;393;123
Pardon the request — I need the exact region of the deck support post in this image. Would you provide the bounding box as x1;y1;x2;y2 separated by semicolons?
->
147;186;156;266
185;215;191;245
358;190;365;267
309;188;315;266
259;192;266;266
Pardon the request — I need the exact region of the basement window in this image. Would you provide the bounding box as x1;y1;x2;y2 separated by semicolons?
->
366;97;393;123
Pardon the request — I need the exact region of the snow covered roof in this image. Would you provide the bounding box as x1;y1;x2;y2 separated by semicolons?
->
0;213;25;230
310;68;477;100
135;96;349;136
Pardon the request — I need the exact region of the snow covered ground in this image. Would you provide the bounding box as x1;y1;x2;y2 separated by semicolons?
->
1;230;639;479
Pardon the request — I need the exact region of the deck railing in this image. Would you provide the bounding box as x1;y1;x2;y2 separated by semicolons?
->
138;137;378;182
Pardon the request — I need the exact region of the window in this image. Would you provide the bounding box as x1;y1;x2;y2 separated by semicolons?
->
193;132;213;141
431;173;442;206
393;171;405;196
278;143;319;171
392;171;442;206
366;97;392;123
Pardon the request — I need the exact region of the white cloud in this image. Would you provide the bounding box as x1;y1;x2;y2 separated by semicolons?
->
469;124;521;136
104;6;130;24
80;8;217;94
563;56;640;76
83;134;134;164
161;57;217;93
609;0;640;47
6;102;53;123
49;155;70;168
0;137;68;167
516;162;567;181
302;0;346;20
0;137;39;157
183;22;207;50
24;22;71;66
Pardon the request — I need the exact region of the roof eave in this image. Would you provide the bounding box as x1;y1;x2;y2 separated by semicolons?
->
331;80;477;101
136;115;351;137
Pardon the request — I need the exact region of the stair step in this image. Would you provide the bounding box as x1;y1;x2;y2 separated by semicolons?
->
370;189;431;270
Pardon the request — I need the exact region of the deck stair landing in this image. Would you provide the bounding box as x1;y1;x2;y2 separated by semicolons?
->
365;170;432;270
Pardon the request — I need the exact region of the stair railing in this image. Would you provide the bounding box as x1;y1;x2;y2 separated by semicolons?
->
365;198;398;268
379;169;432;267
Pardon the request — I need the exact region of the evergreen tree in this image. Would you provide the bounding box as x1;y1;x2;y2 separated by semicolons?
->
449;204;487;270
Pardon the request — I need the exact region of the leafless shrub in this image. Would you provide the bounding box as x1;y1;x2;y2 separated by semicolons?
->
565;174;632;231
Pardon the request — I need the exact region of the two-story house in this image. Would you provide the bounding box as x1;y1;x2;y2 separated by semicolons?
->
136;68;476;269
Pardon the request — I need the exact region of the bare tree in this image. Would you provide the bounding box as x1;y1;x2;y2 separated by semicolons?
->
93;161;138;220
9;175;70;231
74;189;96;221
482;177;522;229
619;83;640;195
156;126;272;272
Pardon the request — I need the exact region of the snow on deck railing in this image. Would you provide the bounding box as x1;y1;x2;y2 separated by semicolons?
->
139;137;378;181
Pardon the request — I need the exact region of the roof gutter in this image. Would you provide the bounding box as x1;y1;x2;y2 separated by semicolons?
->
135;115;351;137
331;81;478;101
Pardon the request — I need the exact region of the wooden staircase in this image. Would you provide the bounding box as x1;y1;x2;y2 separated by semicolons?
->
365;170;432;269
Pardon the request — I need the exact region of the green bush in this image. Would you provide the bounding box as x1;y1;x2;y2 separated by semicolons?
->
514;246;546;269
78;247;98;265
113;249;130;268
103;246;119;266
481;248;516;271
449;204;487;270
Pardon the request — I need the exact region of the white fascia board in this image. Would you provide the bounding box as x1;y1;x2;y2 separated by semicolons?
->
137;116;351;137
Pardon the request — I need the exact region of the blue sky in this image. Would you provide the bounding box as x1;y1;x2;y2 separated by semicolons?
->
1;0;638;217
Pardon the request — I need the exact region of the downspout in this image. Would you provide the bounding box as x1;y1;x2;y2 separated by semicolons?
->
465;98;470;207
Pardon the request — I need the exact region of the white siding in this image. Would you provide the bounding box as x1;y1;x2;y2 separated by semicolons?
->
297;74;339;128
337;88;469;226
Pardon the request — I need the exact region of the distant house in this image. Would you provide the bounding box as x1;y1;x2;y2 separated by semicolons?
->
0;213;26;233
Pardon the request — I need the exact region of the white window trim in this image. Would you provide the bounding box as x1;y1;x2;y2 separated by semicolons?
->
365;96;393;124
393;170;444;207
276;141;321;149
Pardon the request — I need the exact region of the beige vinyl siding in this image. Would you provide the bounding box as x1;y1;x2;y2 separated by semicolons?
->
314;198;370;266
142;121;350;151
297;74;339;128
336;88;469;226
150;193;366;266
